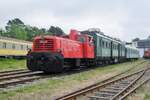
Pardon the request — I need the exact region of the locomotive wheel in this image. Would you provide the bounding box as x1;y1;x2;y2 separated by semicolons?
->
27;59;38;71
43;53;64;73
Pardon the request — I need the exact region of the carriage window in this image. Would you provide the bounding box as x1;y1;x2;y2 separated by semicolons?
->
12;44;15;49
106;42;109;48
3;42;6;48
102;41;104;48
99;39;101;46
21;45;23;50
109;43;111;48
115;45;116;49
27;45;29;50
106;42;107;48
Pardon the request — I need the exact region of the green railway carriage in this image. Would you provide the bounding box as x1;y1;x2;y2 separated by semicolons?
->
125;46;140;59
81;28;126;63
94;33;112;61
0;36;32;57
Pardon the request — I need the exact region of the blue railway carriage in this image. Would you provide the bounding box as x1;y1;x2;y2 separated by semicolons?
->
125;45;140;60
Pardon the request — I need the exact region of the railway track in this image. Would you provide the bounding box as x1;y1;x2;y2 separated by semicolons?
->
0;69;27;74
0;69;43;88
56;65;150;100
0;60;147;89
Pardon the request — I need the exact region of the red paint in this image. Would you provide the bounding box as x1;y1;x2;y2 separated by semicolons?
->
144;49;150;58
31;29;94;59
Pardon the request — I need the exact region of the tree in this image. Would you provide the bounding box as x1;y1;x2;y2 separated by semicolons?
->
7;18;24;26
40;28;47;33
5;18;27;40
48;26;64;36
1;18;65;41
132;38;140;42
25;26;43;40
0;28;6;36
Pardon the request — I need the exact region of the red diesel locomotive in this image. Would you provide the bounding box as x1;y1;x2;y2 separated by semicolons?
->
27;30;94;72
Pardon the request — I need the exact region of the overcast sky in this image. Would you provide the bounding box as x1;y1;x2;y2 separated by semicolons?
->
0;0;150;41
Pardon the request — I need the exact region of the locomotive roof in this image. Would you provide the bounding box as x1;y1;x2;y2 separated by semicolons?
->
34;35;57;40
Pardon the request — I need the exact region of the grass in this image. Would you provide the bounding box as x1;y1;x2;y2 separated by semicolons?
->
0;59;147;100
128;81;150;100
0;58;26;71
144;92;150;100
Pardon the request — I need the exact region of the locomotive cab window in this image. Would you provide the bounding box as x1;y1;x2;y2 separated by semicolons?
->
88;36;94;45
78;36;85;42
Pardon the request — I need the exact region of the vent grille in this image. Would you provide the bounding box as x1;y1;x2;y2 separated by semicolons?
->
34;39;54;51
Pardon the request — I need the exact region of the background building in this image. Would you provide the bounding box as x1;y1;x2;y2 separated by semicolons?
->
131;36;150;57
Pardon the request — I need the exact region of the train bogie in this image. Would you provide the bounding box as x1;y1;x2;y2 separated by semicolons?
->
27;52;64;72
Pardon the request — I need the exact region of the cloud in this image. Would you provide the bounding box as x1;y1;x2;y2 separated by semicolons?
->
0;0;150;41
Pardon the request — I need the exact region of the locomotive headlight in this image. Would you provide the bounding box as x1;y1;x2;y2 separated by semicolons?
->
56;49;61;53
